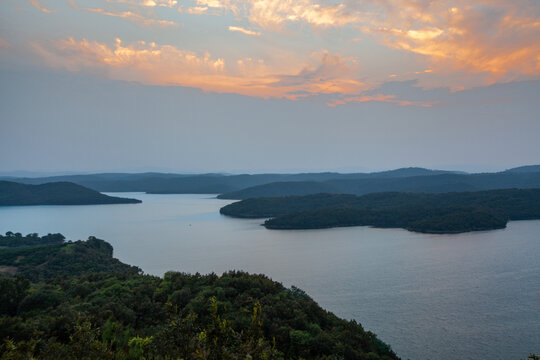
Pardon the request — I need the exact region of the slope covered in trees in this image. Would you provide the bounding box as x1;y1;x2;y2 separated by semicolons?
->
0;232;65;247
0;181;141;206
220;189;540;233
0;234;140;280
0;233;398;360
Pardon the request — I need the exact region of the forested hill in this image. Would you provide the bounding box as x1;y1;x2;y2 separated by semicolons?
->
220;189;540;234
218;172;540;199
0;181;141;206
0;233;140;280
0;233;399;360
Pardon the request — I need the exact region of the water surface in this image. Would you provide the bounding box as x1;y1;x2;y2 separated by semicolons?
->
0;193;538;360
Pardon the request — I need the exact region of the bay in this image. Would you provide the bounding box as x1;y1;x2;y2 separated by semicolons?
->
0;193;538;360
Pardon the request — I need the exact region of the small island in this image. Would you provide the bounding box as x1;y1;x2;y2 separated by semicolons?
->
0;232;398;360
0;181;141;206
220;189;540;234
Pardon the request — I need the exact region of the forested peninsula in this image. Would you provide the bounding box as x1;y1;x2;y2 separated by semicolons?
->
220;189;540;234
0;233;398;360
0;181;141;206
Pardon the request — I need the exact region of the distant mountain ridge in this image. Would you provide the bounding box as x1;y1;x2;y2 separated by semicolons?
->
504;165;540;173
218;171;540;199
0;181;141;206
0;167;467;194
1;166;538;198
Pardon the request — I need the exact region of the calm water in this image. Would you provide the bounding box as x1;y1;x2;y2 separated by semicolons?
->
0;193;538;360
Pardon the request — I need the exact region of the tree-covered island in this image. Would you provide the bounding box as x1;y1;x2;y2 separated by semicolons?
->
220;189;540;234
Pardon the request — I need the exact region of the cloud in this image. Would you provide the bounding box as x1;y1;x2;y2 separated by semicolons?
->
19;0;539;104
179;6;209;15
29;0;56;13
33;37;223;76
237;0;364;29
356;1;540;81
196;0;228;8
228;26;261;36
32;37;263;95
68;0;178;27
173;0;363;28
0;38;12;49
61;0;538;82
246;0;362;29
85;7;177;26
142;0;178;7
179;0;238;15
271;50;366;95
326;94;433;108
32;37;376;102
202;0;539;80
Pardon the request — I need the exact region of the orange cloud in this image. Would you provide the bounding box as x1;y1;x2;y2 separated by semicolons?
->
0;38;11;49
173;0;538;82
29;0;56;13
32;37;371;101
196;0;229;8
84;7;177;26
24;0;539;103
270;50;366;95
180;6;209;15
67;0;537;83
68;0;177;27
142;0;178;7
178;0;363;29
327;94;433;108
358;1;540;80
246;0;362;29
228;26;261;36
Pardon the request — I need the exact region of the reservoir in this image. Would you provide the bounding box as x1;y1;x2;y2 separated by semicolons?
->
0;193;538;359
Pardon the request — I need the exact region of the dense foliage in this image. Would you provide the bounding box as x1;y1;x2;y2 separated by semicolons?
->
221;189;540;233
0;234;399;360
0;234;140;281
264;207;507;233
0;181;141;206
0;232;65;247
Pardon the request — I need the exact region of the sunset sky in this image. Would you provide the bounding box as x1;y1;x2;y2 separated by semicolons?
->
1;0;539;173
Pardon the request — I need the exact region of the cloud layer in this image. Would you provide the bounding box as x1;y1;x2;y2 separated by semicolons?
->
5;0;539;104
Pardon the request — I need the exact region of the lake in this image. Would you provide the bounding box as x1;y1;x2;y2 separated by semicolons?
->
0;193;538;360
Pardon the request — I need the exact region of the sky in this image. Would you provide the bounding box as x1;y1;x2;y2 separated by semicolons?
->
0;0;539;174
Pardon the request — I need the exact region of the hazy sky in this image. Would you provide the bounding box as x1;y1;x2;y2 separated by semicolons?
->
1;0;539;173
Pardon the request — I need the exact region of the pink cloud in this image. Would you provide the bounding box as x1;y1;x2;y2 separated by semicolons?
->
29;0;56;13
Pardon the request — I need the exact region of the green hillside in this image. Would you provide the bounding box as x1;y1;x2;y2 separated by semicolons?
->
0;233;399;360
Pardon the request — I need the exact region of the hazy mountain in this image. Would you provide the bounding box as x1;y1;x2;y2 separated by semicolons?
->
0;181;141;206
504;165;540;173
1;167;463;194
218;171;540;199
